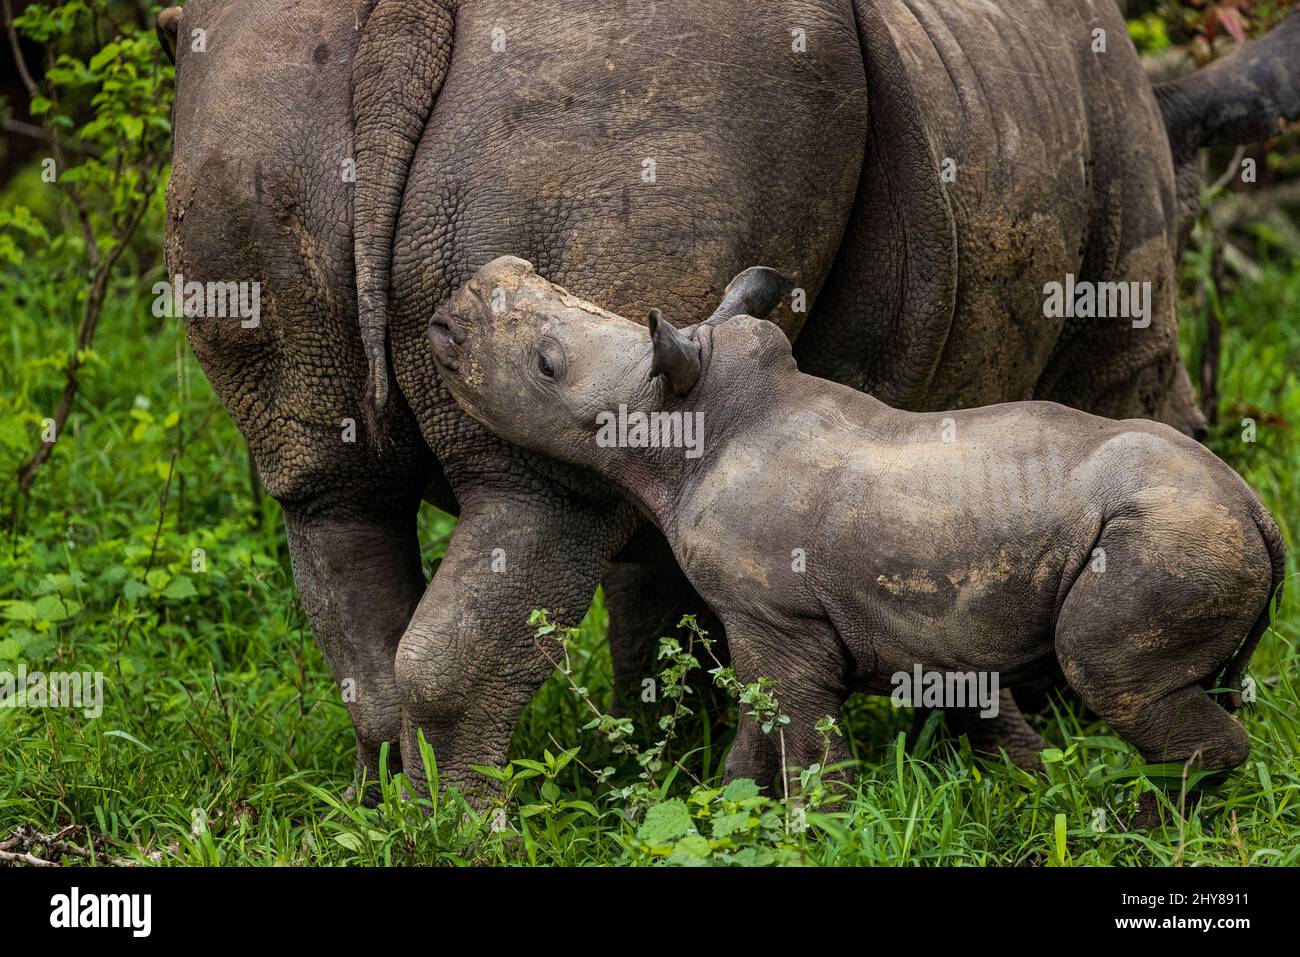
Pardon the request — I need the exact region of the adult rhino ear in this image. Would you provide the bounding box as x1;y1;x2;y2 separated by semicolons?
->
647;308;701;396
705;266;795;325
156;6;183;64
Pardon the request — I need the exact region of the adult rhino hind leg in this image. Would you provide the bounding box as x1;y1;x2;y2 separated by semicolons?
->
159;0;443;806
394;484;638;803
283;501;425;805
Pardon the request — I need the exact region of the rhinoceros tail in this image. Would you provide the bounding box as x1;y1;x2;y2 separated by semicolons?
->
1218;504;1287;712
1156;11;1300;166
353;0;457;450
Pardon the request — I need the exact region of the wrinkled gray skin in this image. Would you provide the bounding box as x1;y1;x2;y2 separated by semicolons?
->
157;0;1298;796
432;256;1287;788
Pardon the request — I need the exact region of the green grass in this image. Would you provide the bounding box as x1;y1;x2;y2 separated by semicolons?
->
1;248;1297;866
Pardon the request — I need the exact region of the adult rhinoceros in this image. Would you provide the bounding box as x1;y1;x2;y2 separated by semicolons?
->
155;0;1298;796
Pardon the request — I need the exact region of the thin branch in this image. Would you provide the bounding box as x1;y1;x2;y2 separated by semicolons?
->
0;849;59;866
1209;145;1248;194
0;825;139;867
0;117;104;156
2;0;40;100
143;449;177;575
14;168;159;497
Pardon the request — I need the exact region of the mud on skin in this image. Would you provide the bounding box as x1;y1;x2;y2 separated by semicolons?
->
157;0;1300;798
432;256;1287;795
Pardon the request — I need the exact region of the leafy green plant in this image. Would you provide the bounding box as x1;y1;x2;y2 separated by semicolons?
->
515;610;848;865
3;0;172;507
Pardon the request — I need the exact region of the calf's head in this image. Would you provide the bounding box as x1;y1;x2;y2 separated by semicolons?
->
429;255;795;468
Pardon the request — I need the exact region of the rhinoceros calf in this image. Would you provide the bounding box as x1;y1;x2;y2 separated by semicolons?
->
430;256;1285;789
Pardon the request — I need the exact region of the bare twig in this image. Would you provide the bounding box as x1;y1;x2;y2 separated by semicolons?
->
0;849;59;867
1;117;105;155
0;825;139;867
143;449;178;575
1209;145;1249;194
2;0;41;99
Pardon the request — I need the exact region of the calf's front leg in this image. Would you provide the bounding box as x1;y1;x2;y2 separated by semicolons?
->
722;617;851;797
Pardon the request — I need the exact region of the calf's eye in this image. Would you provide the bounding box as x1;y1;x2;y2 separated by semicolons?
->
537;352;555;378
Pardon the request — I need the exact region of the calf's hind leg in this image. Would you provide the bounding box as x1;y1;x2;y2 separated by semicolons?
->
393;488;637;801
940;689;1048;770
1052;525;1267;772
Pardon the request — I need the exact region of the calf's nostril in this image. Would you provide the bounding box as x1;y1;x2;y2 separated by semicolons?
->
428;316;453;341
428;319;463;371
429;310;467;346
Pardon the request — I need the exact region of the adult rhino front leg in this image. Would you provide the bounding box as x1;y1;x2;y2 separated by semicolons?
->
395;482;638;799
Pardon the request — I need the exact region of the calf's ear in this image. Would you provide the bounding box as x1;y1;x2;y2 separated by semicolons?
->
647;308;701;396
705;266;795;325
156;6;183;63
